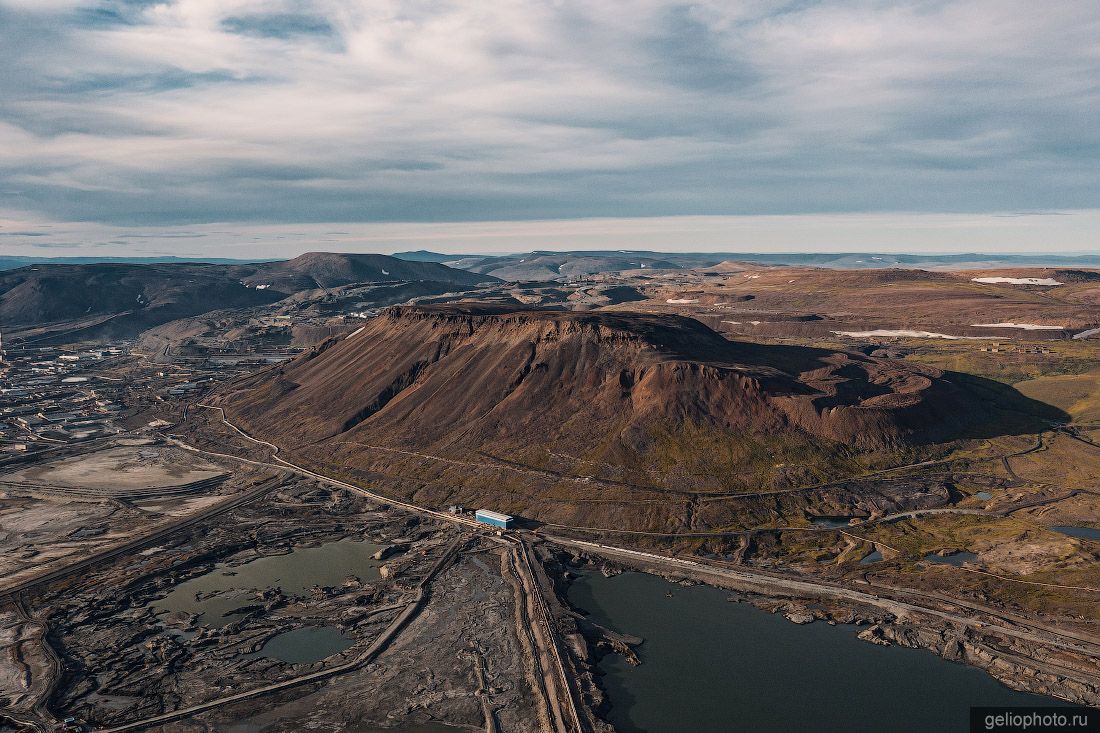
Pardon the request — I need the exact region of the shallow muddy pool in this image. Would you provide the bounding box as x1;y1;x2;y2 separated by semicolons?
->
245;625;353;664
153;538;386;627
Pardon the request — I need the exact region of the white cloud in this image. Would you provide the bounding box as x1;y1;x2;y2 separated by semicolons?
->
0;0;1097;244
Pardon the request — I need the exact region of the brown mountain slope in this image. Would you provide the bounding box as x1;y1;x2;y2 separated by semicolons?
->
221;306;1057;486
0;263;284;337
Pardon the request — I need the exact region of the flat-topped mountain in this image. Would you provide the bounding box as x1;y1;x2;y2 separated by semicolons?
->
220;305;1057;519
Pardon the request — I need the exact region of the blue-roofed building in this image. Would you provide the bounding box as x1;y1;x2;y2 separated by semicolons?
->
475;509;514;530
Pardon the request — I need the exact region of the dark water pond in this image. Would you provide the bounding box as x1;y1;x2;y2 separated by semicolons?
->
809;516;856;528
923;551;978;567
859;549;883;565
568;570;1055;733
153;538;386;627
1052;526;1100;540
245;625;353;664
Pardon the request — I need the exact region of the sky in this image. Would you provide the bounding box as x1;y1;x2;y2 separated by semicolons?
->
1;0;1098;257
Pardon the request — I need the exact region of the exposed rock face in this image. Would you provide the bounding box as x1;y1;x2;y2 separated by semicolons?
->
222;304;1027;461
857;625;892;645
784;611;816;625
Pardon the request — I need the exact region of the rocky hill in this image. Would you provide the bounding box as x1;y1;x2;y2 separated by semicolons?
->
234;252;494;291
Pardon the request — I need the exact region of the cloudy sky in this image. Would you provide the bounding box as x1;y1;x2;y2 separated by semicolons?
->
1;0;1098;257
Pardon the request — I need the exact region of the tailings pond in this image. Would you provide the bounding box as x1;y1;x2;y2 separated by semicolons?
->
569;571;1056;732
153;538;387;627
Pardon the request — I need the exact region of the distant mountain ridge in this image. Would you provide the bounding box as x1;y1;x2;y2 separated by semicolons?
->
0;255;273;272
9;251;1100;276
0;252;497;340
390;250;457;263
404;251;1100;281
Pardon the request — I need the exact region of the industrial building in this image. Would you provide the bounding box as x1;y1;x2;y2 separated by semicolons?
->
474;509;514;530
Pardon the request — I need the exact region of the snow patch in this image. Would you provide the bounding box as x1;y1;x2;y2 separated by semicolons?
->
346;326;366;339
1073;327;1100;340
970;322;1065;330
254;284;270;290
833;329;998;340
972;277;1063;286
666;298;699;304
